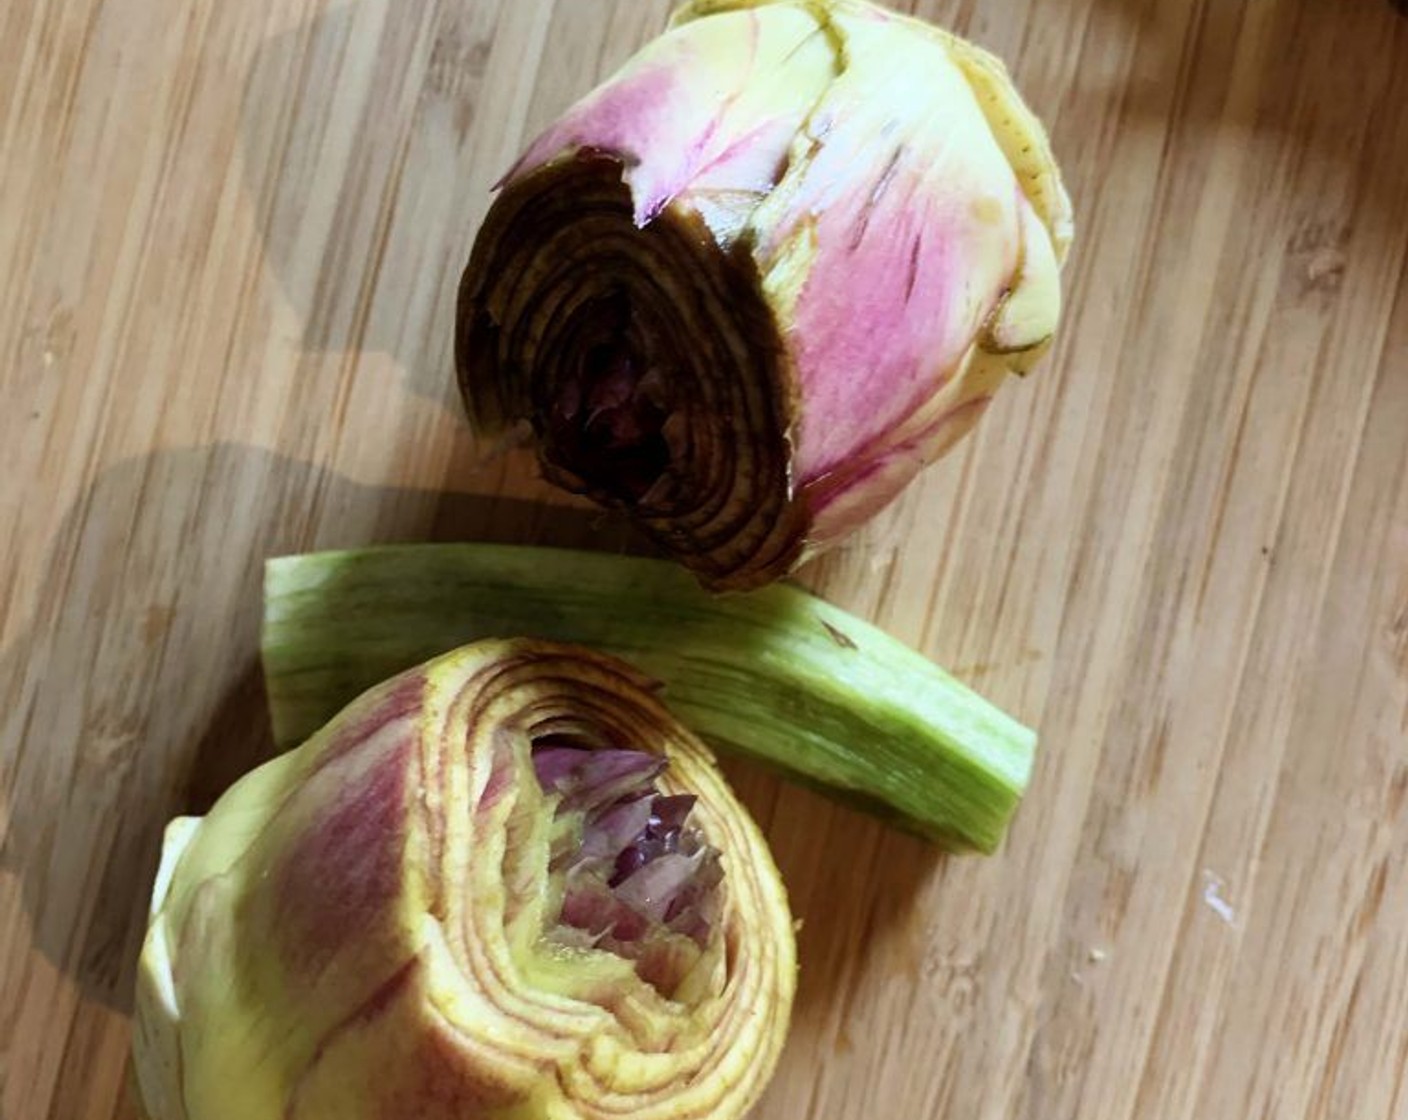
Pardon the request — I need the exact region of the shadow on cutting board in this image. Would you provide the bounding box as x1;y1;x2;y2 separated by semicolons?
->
237;0;471;412
0;442;940;1019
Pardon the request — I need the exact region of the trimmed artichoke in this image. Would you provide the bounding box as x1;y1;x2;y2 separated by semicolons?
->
457;0;1072;590
134;640;794;1120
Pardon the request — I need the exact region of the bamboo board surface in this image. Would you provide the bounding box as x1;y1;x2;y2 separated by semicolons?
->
3;1;1408;1117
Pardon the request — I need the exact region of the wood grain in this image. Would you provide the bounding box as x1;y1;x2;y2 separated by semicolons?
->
3;0;1406;1117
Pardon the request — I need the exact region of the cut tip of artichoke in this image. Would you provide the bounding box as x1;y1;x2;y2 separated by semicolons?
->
458;0;1072;588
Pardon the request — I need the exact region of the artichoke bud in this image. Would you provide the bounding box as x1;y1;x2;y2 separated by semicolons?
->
458;0;1073;590
134;640;795;1120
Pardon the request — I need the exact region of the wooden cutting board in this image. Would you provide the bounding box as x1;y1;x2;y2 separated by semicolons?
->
3;1;1406;1117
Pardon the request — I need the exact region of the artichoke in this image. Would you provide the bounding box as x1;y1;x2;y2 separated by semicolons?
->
457;0;1072;590
134;640;794;1120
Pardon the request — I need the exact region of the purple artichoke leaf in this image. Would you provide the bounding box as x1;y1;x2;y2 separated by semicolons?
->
560;749;667;812
613;851;707;923
532;745;594;791
582;795;656;858
650;793;697;832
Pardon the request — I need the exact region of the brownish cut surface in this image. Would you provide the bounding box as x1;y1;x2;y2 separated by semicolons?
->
2;2;1407;1119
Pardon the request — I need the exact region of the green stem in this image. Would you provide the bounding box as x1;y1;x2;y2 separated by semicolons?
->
261;544;1035;852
